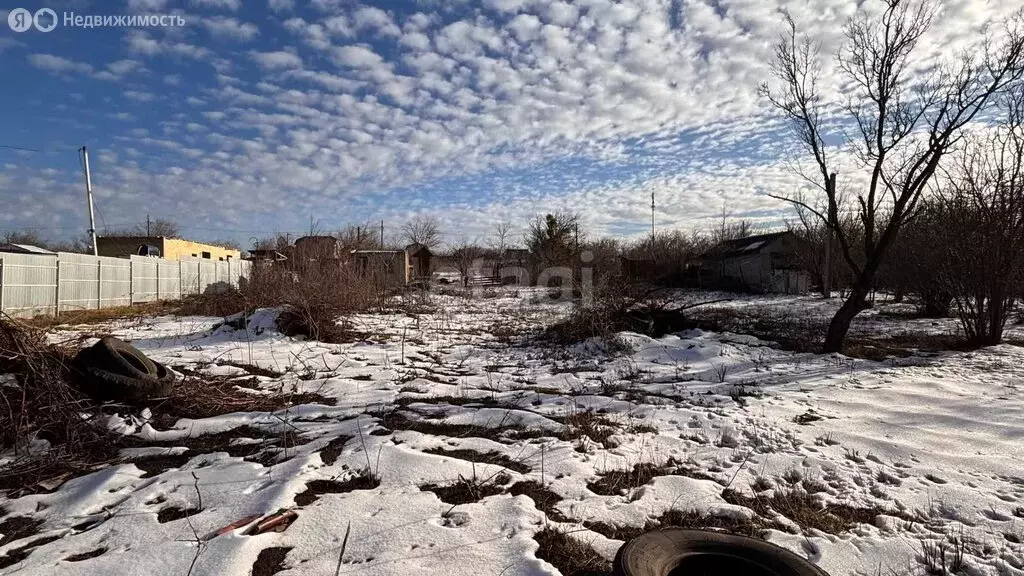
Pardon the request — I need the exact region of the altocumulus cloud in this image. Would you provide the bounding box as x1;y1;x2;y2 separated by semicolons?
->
0;0;1017;245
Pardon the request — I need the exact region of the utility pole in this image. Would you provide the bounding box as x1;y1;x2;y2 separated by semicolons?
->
80;146;98;256
651;191;656;242
380;220;384;247
146;214;151;236
823;172;836;299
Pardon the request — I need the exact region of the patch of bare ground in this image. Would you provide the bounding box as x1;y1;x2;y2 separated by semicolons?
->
721;488;897;535
63;547;108;562
588;459;722;496
423;448;531;473
156;506;202;524
0;535;62;569
252;547;292;576
294;471;380;506
588;463;668;496
554;410;619;448
149;373;335;426
534;527;611;576
374;410;548;443
319;435;352;466
132;425;312;474
509;481;569;522
215;360;284;378
394;395;504;408
585;509;773;543
0;516;43;547
421;476;506;506
22;301;180;329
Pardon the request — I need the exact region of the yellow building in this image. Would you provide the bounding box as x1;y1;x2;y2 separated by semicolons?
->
96;236;241;261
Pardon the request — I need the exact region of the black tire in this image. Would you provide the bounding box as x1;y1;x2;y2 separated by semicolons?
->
87;337;159;379
613;529;829;576
81;362;175;403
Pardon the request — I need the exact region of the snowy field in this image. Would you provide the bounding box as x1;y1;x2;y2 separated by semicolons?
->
2;288;1024;576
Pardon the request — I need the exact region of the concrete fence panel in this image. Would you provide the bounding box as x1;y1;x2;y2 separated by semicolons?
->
0;253;58;317
0;253;251;318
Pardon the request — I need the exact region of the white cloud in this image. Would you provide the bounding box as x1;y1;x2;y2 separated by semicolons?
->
268;0;294;12
251;50;303;70
124;90;156;102
6;0;1017;243
164;74;181;85
203;16;259;41
126;0;169;10
190;0;241;11
332;45;385;69
27;54;92;75
107;59;143;76
352;6;401;38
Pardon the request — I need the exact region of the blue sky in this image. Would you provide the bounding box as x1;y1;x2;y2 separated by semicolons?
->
0;0;1010;249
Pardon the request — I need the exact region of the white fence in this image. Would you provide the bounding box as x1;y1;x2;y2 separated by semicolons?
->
0;252;251;318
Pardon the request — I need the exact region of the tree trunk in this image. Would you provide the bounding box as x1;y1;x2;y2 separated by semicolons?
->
822;284;872;353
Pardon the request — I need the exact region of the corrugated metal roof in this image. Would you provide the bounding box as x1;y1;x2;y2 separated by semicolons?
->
0;243;57;255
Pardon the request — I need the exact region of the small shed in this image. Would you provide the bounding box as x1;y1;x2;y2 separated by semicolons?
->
351;249;410;287
405;243;432;280
698;231;810;294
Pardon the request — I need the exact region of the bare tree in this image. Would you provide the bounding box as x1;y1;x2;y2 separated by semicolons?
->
450;238;485;287
137;218;179;237
761;1;1024;352
402;215;443;249
526;213;581;268
930;85;1024;344
489;220;514;280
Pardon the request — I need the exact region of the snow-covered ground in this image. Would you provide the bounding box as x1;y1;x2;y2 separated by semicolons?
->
2;288;1024;576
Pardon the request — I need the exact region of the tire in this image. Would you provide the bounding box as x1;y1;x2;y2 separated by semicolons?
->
613;529;829;576
81;363;175;403
87;337;159;379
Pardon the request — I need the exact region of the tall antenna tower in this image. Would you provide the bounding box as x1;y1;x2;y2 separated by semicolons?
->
650;191;655;239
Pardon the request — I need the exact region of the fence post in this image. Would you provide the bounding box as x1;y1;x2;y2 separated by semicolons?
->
55;257;62;316
0;259;5;315
178;260;183;298
129;258;135;305
97;259;103;310
156;260;161;301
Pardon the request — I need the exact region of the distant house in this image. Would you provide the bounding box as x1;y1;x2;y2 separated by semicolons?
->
698;231;810;294
293;236;341;262
0;243;56;255
96;236;240;262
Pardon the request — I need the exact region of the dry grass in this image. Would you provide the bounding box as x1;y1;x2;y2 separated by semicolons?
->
421;476;506;505
423;448;531;474
509;481;569;522
148;372;334;426
293;470;380;506
588;462;668;496
721;488;892;535
533;527;611;576
556;409;619;448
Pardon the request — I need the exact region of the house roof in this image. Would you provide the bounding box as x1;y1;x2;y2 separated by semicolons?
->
702;231;791;260
0;243;56;255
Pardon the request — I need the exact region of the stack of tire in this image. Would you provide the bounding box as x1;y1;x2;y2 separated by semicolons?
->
73;337;176;403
